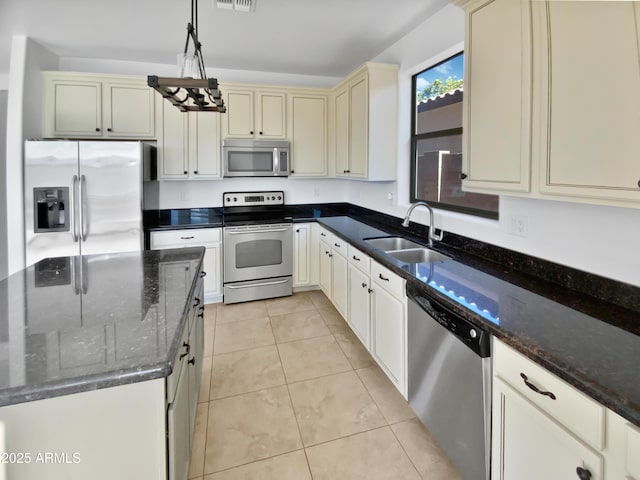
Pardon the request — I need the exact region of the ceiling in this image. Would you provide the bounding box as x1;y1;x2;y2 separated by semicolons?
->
0;0;448;79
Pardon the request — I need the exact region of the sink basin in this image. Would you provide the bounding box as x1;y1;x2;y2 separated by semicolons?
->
364;237;422;251
386;248;450;264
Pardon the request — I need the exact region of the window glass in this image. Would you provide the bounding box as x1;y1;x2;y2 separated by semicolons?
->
411;52;499;219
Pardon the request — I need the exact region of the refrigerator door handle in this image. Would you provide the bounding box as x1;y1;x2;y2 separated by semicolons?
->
70;175;79;242
79;174;88;241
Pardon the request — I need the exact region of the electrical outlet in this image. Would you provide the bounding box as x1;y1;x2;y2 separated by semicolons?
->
508;214;528;237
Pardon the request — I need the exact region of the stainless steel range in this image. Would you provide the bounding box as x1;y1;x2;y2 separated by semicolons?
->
222;191;293;304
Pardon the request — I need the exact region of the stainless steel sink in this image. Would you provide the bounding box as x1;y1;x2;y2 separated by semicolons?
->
386;248;450;264
364;237;422;251
364;236;450;264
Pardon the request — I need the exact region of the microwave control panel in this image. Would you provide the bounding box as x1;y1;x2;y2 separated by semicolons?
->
223;191;284;207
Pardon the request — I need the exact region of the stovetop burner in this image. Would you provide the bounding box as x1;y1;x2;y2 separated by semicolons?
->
222;191;292;226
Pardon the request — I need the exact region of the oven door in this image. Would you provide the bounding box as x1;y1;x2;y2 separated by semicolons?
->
223;223;293;283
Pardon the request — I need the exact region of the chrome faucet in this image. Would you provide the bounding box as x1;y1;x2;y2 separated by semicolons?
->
401;201;443;247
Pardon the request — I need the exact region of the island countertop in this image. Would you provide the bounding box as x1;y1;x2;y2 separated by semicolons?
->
0;247;205;407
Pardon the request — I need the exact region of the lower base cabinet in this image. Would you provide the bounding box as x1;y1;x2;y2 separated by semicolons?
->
370;279;406;394
347;264;371;348
492;377;603;480
150;228;222;303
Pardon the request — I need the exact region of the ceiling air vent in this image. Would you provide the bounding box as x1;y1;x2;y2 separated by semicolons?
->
214;0;255;12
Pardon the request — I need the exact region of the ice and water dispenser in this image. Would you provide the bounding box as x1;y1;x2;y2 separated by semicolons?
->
33;187;69;233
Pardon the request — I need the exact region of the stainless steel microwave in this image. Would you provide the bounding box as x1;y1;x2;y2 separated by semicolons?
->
222;139;290;177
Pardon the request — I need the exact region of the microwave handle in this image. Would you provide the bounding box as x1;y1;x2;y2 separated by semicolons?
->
273;147;279;175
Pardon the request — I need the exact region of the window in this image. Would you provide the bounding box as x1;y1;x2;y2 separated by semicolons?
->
411;52;498;219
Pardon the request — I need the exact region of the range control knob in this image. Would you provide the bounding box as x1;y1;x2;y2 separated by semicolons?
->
225;197;230;202
277;195;282;200
233;197;238;202
469;329;477;339
271;196;276;200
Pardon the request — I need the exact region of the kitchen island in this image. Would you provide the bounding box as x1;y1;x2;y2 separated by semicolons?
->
0;247;205;480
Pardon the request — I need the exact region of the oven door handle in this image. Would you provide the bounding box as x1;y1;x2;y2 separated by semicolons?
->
226;228;290;235
226;279;290;289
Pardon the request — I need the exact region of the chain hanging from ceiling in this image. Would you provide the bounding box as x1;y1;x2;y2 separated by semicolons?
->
148;0;226;112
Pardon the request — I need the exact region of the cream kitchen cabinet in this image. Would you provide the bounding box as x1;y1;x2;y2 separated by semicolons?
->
293;223;312;287
370;260;407;396
492;339;606;480
455;0;640;207
288;93;328;177
330;237;348;319
43;72;155;139
221;88;286;139
332;63;399;181
456;0;532;193
346;245;372;349
318;226;333;298
157;98;221;180
536;1;640;203
151;228;222;303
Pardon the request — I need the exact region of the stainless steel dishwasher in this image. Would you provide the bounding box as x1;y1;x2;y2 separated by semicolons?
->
406;282;492;480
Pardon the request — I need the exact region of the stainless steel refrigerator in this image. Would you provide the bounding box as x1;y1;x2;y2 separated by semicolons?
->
24;140;155;266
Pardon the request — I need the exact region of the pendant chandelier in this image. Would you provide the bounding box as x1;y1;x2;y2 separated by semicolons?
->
148;0;226;113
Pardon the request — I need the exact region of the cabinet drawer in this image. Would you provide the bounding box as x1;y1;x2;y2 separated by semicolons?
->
348;244;370;274
331;236;348;257
371;260;404;299
494;339;605;450
317;226;333;245
151;228;221;248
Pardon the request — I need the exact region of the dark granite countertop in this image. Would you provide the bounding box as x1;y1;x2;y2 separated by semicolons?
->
0;247;205;407
316;216;640;428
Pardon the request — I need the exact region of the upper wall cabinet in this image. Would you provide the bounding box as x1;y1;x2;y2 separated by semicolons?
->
157;96;221;180
537;1;640;203
458;0;532;193
455;0;640;208
221;88;286;139
43;72;155;139
332;63;399;181
288;93;328;177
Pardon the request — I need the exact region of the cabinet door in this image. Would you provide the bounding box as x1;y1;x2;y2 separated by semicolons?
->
492;377;603;480
293;224;311;286
203;243;222;300
256;92;286;139
335;88;350;177
190;111;221;178
222;90;254;138
462;0;532;193
159;99;189;179
347;264;370;349
331;250;348;318
168;358;190;480
371;285;405;390
289;94;328;176
45;79;102;137
348;74;369;179
319;240;332;298
104;82;155;138
540;1;640;200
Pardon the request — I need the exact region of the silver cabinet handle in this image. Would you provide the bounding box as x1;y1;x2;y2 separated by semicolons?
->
70;175;79;242
79;174;88;241
227;279;289;289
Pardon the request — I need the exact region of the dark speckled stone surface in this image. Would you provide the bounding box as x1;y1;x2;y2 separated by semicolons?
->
317;216;640;428
0;247;204;407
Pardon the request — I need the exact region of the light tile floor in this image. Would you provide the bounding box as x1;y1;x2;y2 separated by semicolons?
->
189;290;462;480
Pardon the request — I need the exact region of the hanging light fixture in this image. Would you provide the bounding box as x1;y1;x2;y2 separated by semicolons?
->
148;0;226;113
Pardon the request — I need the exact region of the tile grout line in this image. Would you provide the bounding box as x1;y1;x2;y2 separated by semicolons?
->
268;308;315;479
388;420;425;480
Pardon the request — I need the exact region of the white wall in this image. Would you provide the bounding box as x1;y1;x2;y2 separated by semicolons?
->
350;3;640;287
5;36;58;275
59;57;341;89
